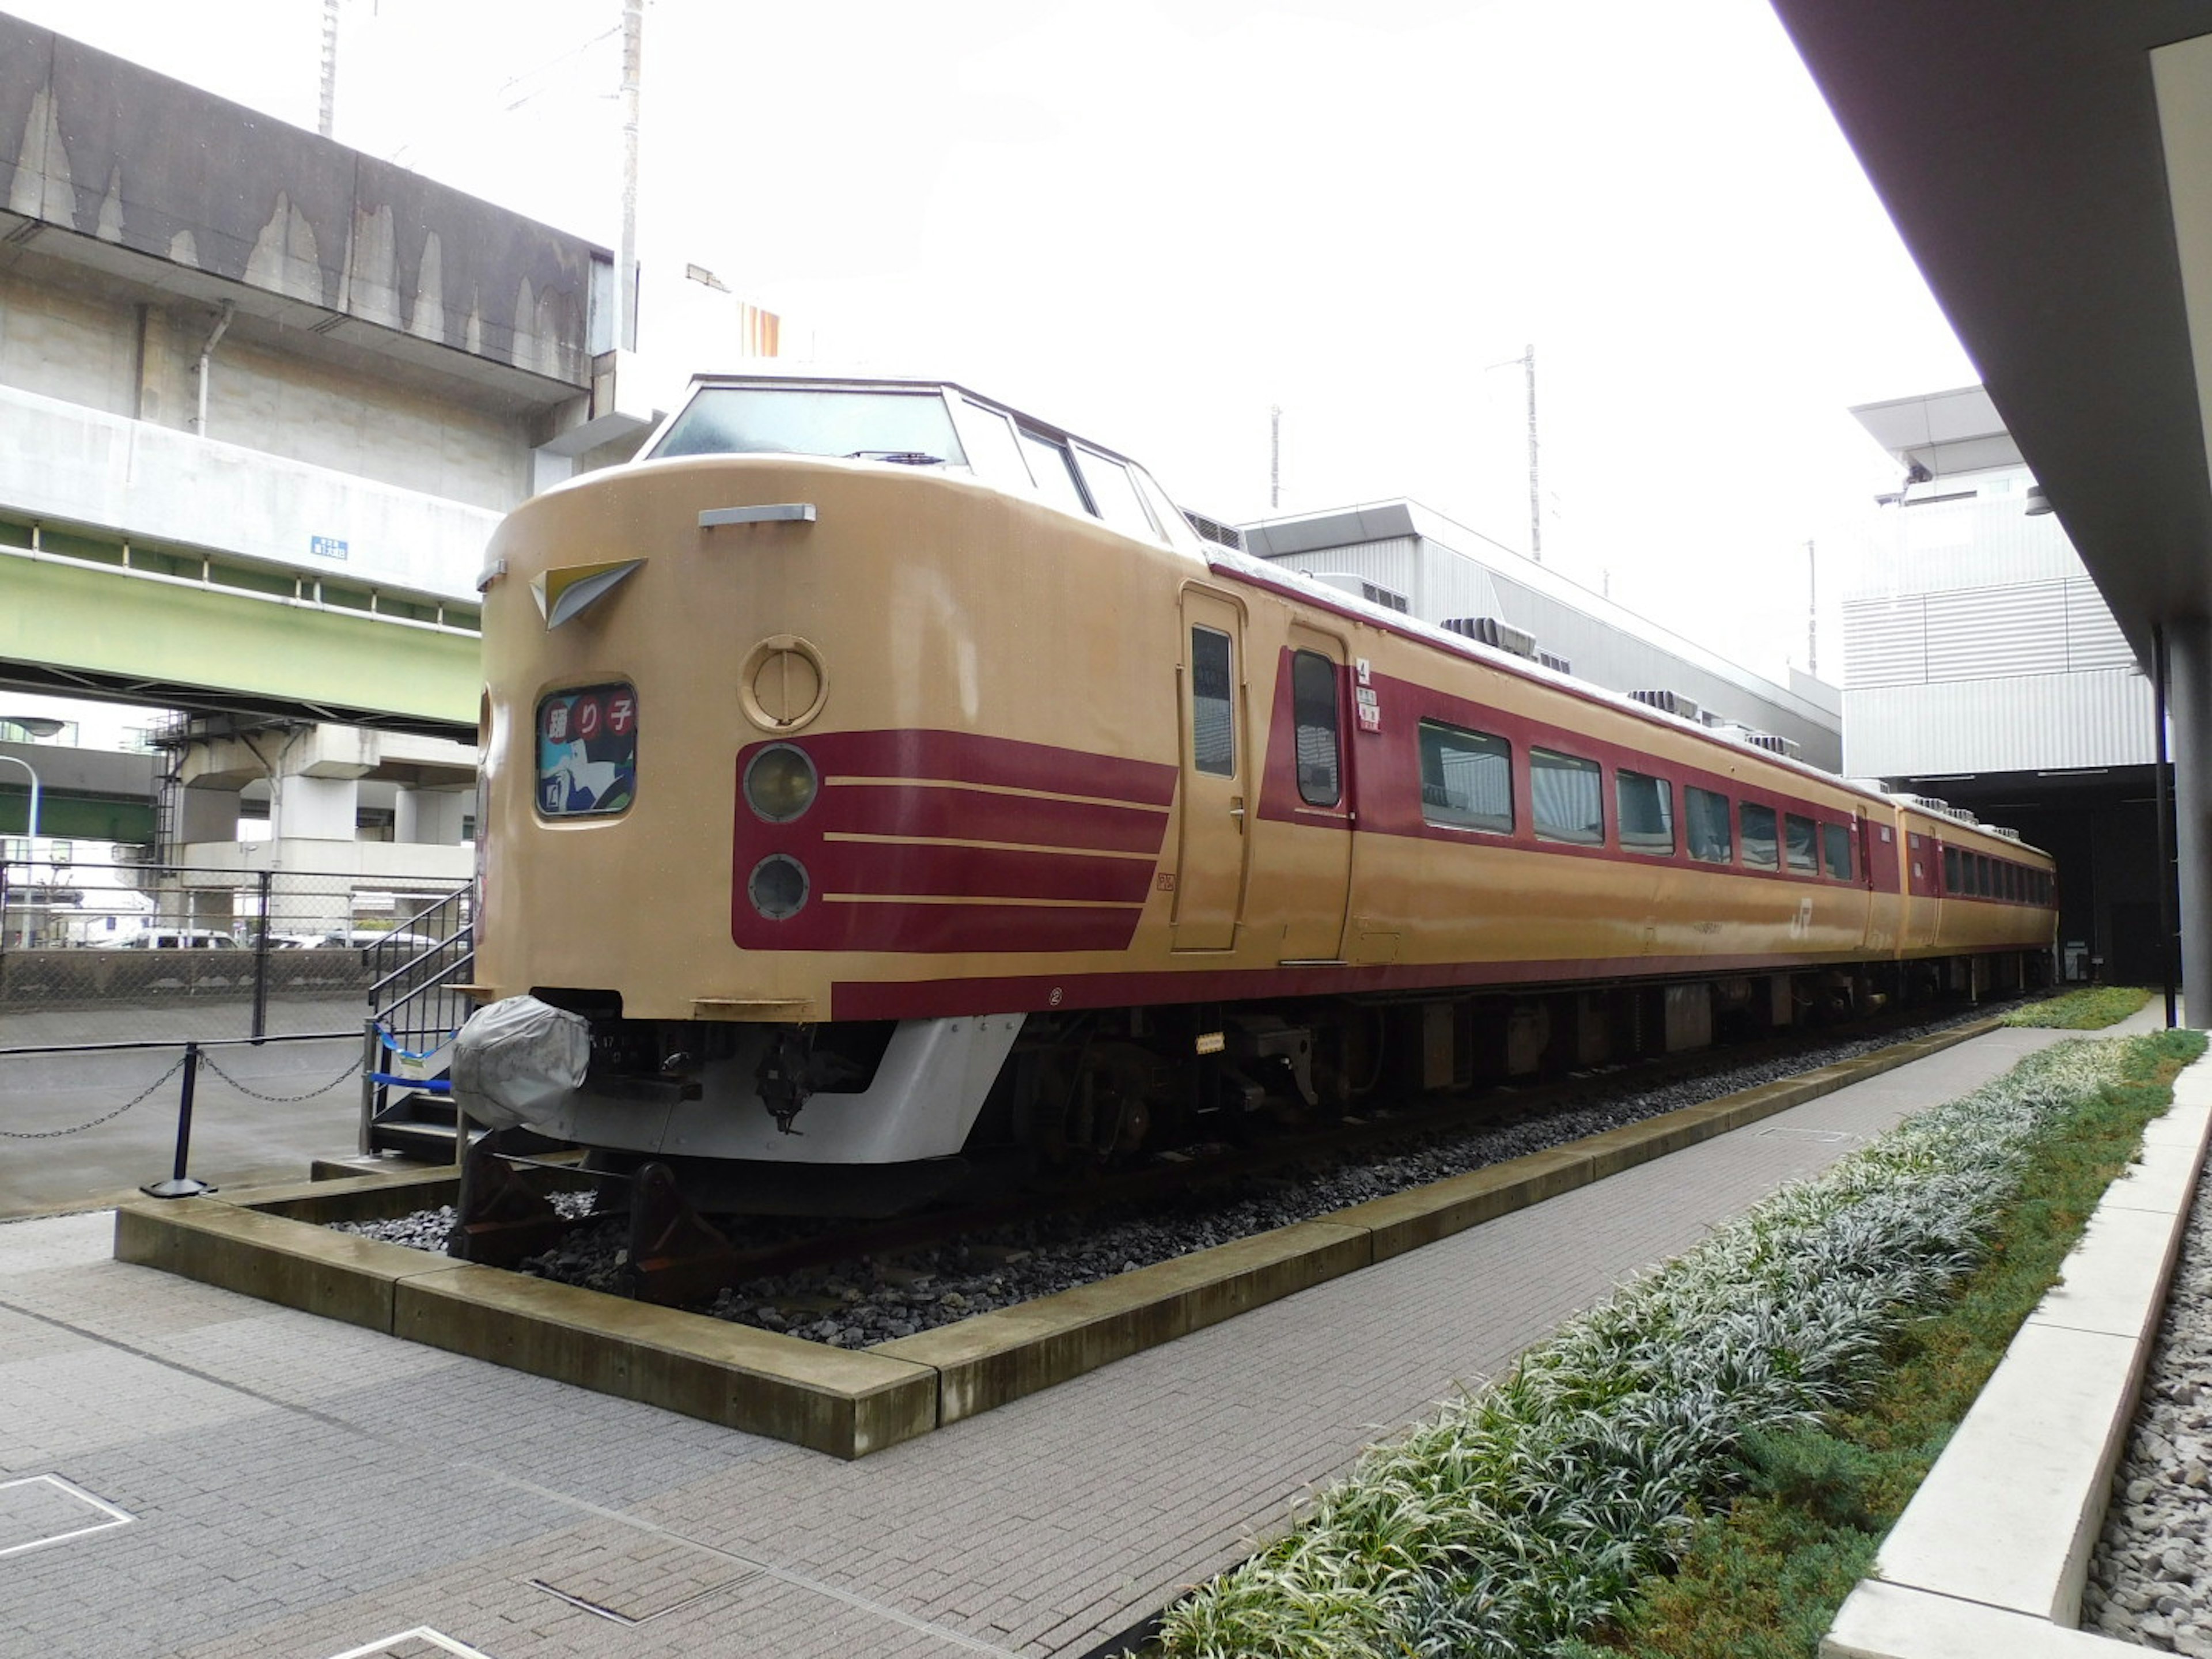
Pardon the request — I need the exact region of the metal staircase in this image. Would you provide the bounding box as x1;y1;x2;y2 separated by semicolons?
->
359;886;478;1159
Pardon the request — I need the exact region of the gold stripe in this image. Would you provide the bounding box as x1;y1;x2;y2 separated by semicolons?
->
821;831;1157;862
824;774;1169;813
823;893;1146;910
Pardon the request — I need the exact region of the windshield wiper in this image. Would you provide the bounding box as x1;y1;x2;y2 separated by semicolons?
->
844;450;946;465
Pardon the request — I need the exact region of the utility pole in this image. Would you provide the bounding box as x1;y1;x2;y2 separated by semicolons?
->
1806;539;1818;676
617;0;643;353
1269;404;1282;510
319;0;340;137
1522;343;1541;565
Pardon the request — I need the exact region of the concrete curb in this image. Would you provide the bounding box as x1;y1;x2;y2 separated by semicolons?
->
1823;1047;2212;1658
112;1016;2003;1459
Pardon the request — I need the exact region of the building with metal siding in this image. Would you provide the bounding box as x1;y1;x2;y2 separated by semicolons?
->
1240;498;1844;770
1844;387;2161;982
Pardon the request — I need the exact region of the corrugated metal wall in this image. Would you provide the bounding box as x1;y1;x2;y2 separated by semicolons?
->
1842;669;2154;774
1847;491;2084;596
1844;577;2135;687
1257;541;1842;770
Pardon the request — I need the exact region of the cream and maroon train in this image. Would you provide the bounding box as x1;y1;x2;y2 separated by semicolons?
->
459;370;2056;1210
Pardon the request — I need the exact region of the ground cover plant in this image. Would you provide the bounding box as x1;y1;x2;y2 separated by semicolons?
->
2000;985;2154;1030
1154;1028;2204;1659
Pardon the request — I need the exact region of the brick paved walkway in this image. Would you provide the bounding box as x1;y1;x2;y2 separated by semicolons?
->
0;1020;2138;1658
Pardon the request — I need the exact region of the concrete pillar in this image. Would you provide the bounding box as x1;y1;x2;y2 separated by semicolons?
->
2165;619;2212;1027
273;772;358;842
177;785;241;844
397;787;468;844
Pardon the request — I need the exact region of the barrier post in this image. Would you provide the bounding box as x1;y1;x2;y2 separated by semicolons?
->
250;869;273;1040
142;1040;216;1199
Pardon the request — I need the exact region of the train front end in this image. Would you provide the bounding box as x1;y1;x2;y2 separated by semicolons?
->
458;372;1188;1209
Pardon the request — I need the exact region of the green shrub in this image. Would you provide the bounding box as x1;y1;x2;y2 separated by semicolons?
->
1156;1032;2199;1659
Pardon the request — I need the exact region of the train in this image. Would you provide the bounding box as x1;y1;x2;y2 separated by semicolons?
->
452;367;2058;1213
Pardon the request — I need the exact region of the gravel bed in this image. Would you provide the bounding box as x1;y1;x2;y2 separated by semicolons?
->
329;1003;2006;1348
2082;1147;2212;1654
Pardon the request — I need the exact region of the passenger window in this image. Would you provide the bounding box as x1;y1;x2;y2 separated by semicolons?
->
1943;847;1960;892
1532;748;1603;846
1740;802;1779;870
1685;786;1733;864
1190;627;1234;778
1616;769;1675;855
1291;651;1341;808
1419;719;1513;834
1075;449;1161;541
1822;823;1854;881
956;400;1033;488
1018;429;1090;516
1785;813;1818;874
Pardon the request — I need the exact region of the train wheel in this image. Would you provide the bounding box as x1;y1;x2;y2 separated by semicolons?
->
1025;1040;1153;1165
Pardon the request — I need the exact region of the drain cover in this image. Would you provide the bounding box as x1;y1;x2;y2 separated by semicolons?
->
0;1475;133;1560
527;1532;758;1624
323;1630;497;1659
1756;1125;1854;1143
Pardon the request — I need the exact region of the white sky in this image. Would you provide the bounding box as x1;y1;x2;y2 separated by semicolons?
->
17;0;1980;684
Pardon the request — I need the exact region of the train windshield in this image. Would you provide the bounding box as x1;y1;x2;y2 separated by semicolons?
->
651;387;968;467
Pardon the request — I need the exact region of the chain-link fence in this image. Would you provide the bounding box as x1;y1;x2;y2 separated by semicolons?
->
0;860;469;1047
0;862;472;1215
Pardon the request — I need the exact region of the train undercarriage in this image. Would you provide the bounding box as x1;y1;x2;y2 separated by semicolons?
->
501;951;2052;1217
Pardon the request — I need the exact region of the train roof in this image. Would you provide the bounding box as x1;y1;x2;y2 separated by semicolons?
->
1211;546;2052;860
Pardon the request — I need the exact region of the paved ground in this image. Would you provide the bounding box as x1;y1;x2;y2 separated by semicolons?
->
0;1017;2154;1659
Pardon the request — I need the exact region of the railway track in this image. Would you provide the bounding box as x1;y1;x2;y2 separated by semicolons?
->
426;997;2022;1324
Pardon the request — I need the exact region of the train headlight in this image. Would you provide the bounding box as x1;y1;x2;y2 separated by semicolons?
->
744;743;819;823
748;854;810;920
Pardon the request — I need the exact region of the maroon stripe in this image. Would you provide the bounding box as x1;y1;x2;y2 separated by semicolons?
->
739;900;1141;955
789;729;1177;806
810;840;1155;904
811;782;1168;854
830;941;2056;1020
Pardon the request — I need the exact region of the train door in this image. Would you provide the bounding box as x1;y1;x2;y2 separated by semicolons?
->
1277;626;1353;962
1172;587;1252;951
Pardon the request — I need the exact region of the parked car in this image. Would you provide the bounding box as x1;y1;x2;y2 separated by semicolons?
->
90;930;239;950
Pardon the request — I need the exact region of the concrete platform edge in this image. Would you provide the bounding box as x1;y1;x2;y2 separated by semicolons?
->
1820;1046;2212;1657
109;1015;2013;1460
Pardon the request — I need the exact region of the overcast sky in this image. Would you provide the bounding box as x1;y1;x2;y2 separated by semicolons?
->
18;0;1979;684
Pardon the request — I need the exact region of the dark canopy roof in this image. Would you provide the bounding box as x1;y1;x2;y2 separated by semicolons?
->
1771;1;2212;659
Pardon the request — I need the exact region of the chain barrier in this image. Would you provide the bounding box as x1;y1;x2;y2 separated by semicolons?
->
196;1047;364;1104
0;1053;190;1139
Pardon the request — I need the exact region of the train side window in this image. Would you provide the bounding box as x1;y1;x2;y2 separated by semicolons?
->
1684;786;1733;863
955;399;1033;488
1943;847;1960;892
1784;813;1818;874
1190;626;1235;778
1291;651;1342;808
1419;718;1513;833
1822;822;1854;881
1740;802;1779;869
1075;449;1162;541
1531;748;1603;845
1018;429;1092;517
1616;769;1675;854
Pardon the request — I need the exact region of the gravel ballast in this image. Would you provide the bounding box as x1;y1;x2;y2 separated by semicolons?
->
334;1007;2005;1348
2083;1147;2212;1654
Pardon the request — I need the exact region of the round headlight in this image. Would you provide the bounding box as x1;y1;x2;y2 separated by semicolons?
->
744;743;818;823
748;854;810;921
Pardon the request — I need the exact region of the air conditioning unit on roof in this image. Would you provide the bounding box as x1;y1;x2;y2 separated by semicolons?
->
1536;649;1571;675
1630;689;1703;722
1441;615;1537;659
1312;572;1411;613
1181;509;1242;551
1742;732;1802;759
1990;826;2024;842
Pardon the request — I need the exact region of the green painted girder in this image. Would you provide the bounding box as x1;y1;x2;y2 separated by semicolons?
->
0;786;155;843
0;556;480;729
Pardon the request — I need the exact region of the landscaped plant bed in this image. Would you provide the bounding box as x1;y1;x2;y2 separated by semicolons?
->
2002;985;2155;1030
1152;1029;2205;1659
